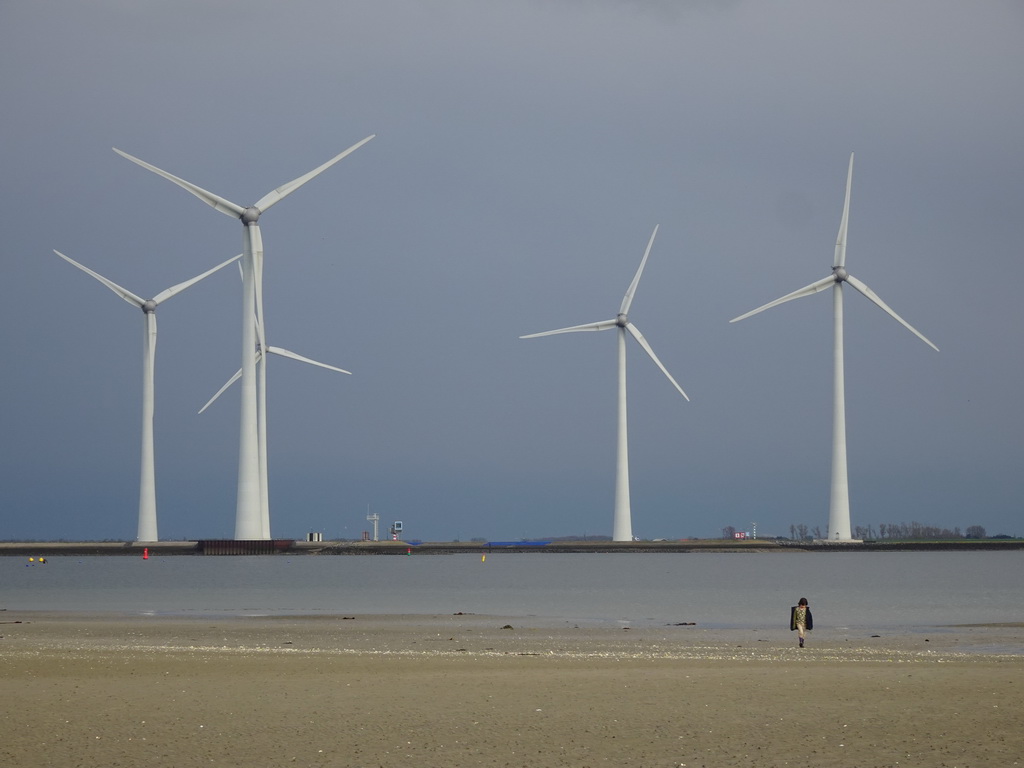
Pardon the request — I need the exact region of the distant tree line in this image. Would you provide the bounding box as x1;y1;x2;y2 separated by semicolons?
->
785;522;988;541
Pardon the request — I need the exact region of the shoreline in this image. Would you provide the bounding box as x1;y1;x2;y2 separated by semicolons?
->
2;612;1022;767
3;610;1023;659
3;538;1023;556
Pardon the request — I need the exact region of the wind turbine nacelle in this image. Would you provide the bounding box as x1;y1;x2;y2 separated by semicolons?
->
142;299;158;314
616;313;628;327
241;207;261;225
833;267;849;282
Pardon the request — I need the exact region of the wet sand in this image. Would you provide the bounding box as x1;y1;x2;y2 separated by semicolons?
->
1;613;1022;767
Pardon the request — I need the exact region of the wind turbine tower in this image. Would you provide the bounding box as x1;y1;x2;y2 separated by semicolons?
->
114;137;374;539
199;323;352;538
53;250;240;541
521;225;689;542
730;154;938;541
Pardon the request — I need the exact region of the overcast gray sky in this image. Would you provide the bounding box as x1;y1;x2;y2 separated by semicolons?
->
1;1;1021;542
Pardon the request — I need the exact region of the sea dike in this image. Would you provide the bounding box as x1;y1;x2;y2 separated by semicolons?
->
0;539;1021;556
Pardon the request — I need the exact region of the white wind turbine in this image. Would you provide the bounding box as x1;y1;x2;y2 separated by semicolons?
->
199;321;351;539
114;136;374;539
521;225;689;542
52;250;241;542
730;154;938;541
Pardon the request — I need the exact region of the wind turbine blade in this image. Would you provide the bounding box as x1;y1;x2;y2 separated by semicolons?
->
152;253;242;305
53;250;145;308
625;322;690;401
844;274;939;351
267;346;352;375
520;319;618;338
145;311;158;370
835;153;854;268
251;228;267;352
113;148;246;219
253;135;376;213
729;275;836;323
198;368;243;414
620;225;659;315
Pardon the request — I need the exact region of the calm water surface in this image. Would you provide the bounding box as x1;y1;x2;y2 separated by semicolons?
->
3;551;1022;631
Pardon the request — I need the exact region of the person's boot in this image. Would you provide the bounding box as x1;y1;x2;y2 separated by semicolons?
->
799;637;804;648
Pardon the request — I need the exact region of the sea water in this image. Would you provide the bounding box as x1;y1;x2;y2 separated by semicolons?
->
3;551;1022;631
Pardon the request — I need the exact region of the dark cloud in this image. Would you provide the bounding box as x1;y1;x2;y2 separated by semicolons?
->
1;0;1021;542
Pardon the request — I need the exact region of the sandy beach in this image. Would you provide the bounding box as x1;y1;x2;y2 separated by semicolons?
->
1;613;1021;768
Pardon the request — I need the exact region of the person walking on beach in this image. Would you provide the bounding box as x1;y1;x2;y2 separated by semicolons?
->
790;597;812;648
